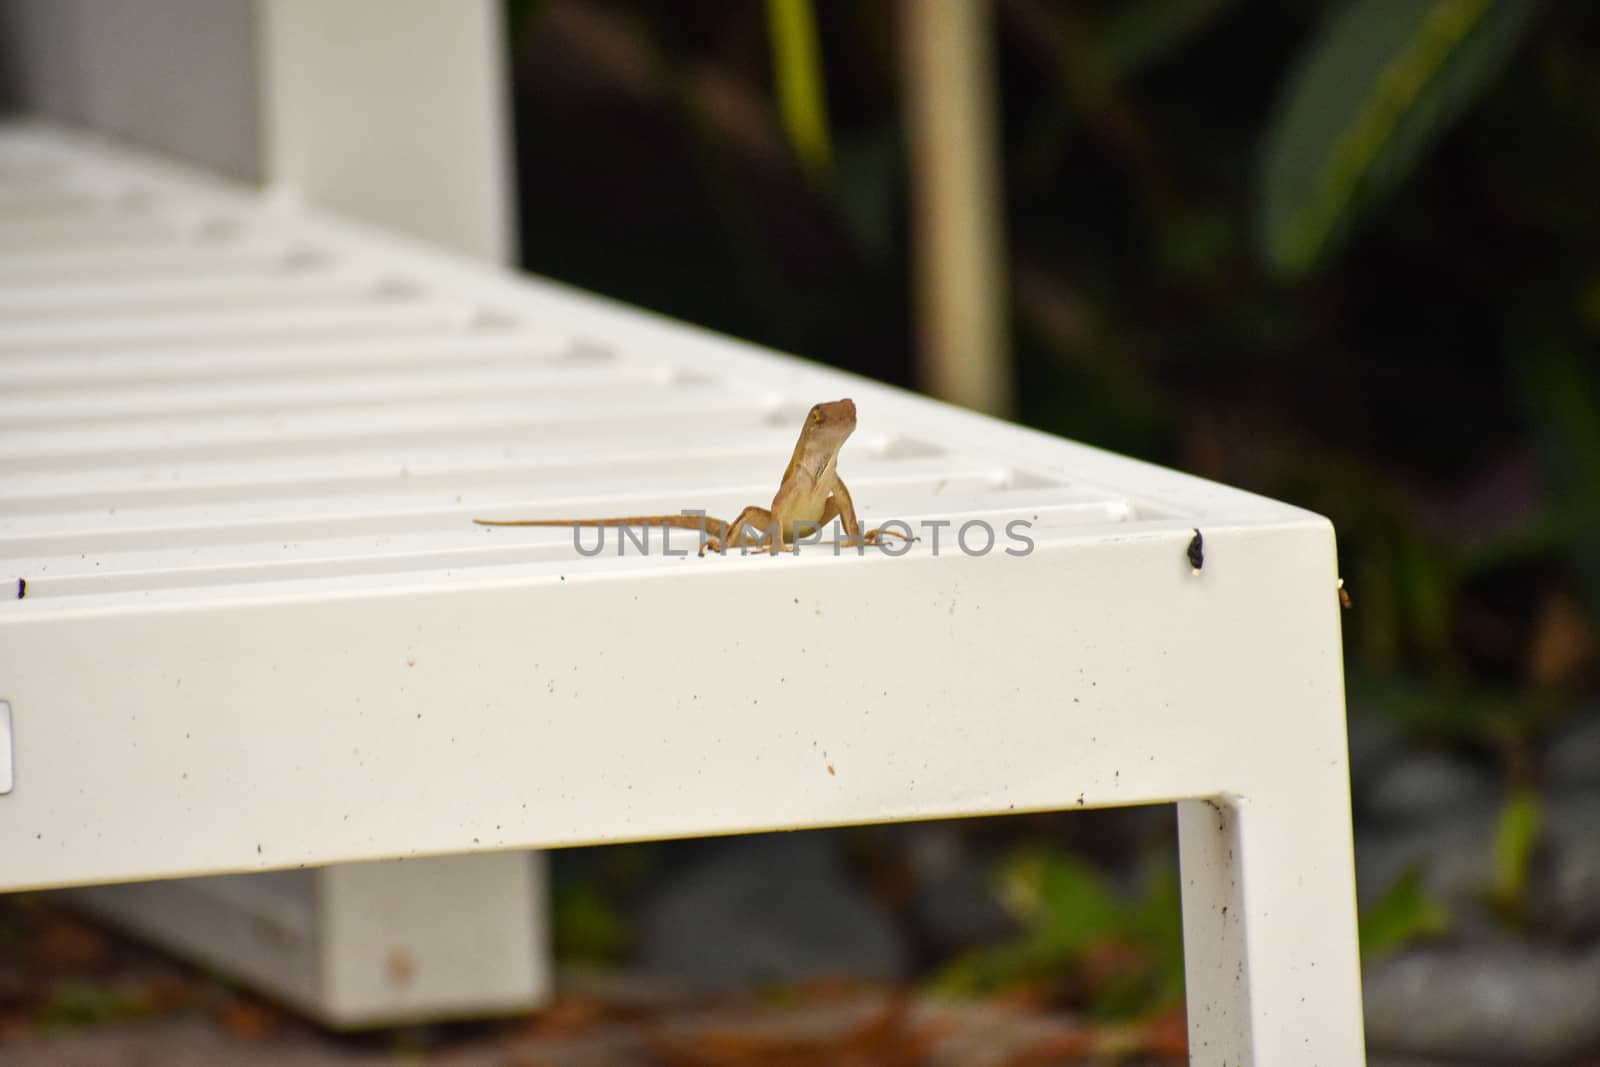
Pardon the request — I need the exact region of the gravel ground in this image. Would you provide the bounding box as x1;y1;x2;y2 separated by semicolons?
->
0;894;1185;1067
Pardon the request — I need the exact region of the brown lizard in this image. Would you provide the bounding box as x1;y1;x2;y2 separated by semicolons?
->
473;398;907;555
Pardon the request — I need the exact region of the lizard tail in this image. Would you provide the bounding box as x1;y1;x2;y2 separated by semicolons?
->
474;515;730;536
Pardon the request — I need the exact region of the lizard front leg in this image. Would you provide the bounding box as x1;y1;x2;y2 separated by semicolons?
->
828;476;911;548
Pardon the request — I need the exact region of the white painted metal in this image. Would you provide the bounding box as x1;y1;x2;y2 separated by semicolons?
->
0;123;1365;1062
0;0;261;182
257;0;517;264
73;853;546;1026
0;701;12;795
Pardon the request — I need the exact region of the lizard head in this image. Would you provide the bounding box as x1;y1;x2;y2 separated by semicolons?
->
805;398;857;443
787;399;857;480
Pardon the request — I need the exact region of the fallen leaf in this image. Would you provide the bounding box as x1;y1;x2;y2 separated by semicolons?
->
26;917;110;973
218;997;280;1042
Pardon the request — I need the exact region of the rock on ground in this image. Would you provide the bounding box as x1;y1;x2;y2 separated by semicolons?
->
1363;942;1600;1064
637;831;910;989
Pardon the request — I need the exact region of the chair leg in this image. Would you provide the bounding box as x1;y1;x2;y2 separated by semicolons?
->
1177;792;1366;1065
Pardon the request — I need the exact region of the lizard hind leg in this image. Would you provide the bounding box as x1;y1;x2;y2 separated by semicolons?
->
706;505;775;556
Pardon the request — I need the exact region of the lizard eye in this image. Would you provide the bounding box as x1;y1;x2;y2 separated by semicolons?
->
810;409;822;423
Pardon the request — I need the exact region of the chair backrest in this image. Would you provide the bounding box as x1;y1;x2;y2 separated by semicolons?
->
0;0;514;264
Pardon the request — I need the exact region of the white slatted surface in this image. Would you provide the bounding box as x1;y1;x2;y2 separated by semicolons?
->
0;128;1185;609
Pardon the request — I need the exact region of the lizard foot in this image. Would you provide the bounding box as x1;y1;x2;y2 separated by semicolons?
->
860;527;914;546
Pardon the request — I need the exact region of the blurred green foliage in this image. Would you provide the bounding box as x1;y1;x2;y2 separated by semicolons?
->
33;980;160;1031
1259;0;1545;278
1359;783;1542;956
1488;785;1541;923
551;878;631;964
767;0;833;175
932;849;1184;1018
548;843;664;964
1357;865;1450;962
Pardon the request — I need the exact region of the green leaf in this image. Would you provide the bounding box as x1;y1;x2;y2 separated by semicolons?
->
1258;0;1544;279
1358;864;1450;962
1489;786;1542;920
766;0;832;175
